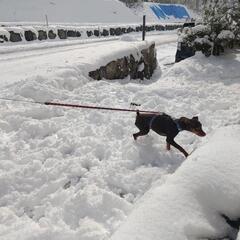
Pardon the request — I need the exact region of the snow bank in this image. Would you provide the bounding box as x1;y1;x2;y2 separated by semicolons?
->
111;125;240;240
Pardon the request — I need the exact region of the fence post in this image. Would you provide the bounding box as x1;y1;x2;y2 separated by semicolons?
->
45;14;49;27
142;15;146;41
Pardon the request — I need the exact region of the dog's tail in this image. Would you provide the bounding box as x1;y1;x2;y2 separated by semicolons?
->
136;110;140;116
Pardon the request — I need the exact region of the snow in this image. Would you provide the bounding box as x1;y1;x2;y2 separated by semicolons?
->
0;0;193;26
191;24;210;35
111;125;240;240
0;33;177;88
217;30;235;40
0;27;10;38
120;35;138;42
0;0;140;24
0;30;240;240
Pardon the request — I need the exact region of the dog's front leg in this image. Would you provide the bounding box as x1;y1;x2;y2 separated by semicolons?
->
133;129;150;140
166;137;189;158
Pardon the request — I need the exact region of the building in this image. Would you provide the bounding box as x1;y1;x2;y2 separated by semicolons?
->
147;0;204;11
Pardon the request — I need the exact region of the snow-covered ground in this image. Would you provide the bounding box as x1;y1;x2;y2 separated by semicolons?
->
0;32;240;240
0;0;140;24
0;0;193;26
111;124;240;240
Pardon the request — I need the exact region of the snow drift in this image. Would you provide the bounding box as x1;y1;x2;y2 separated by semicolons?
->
111;125;240;240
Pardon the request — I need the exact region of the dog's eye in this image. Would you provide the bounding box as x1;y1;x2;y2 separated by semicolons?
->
194;123;201;128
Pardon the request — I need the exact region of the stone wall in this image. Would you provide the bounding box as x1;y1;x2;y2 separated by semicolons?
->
0;23;182;44
88;43;157;80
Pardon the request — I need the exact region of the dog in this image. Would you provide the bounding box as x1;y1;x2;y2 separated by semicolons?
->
133;111;206;158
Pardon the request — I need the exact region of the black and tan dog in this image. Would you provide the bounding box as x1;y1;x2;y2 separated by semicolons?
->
133;111;206;158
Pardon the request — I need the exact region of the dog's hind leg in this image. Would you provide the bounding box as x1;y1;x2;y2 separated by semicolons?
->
133;129;149;140
166;142;171;151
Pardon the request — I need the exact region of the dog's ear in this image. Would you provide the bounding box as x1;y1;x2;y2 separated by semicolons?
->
192;116;199;121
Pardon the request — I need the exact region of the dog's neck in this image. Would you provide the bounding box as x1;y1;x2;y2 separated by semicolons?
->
177;117;190;131
174;119;183;131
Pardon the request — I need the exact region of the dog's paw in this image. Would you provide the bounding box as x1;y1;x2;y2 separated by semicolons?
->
133;134;137;140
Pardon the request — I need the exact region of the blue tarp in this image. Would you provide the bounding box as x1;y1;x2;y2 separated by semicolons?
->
150;5;167;19
150;4;190;20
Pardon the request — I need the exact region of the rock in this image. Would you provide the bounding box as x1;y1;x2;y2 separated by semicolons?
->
67;30;77;37
110;28;115;36
0;35;8;43
127;27;134;33
106;57;129;79
141;43;157;79
129;54;139;79
48;30;57;39
135;26;141;32
38;30;48;40
9;31;22;42
89;43;157;81
24;30;37;41
58;29;67;39
101;29;109;37
94;30;100;37
87;31;93;37
155;25;165;31
115;27;122;36
121;28;127;34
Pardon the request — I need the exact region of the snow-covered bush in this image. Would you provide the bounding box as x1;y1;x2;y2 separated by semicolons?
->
180;25;213;57
119;0;143;8
180;0;240;56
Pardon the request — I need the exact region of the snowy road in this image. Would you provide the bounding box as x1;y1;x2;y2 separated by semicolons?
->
0;34;240;240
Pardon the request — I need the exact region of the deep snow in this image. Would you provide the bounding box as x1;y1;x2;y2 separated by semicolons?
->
0;33;240;240
111;125;240;240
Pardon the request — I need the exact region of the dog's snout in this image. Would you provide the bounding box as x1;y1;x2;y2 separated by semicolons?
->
197;130;206;137
199;131;206;137
192;129;206;137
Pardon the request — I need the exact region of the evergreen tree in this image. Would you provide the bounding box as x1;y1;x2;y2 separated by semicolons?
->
180;0;240;56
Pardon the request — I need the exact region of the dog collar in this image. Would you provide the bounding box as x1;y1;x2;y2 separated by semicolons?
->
174;119;182;132
149;115;159;129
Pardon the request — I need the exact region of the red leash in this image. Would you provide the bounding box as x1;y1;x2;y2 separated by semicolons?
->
44;102;160;114
0;98;160;114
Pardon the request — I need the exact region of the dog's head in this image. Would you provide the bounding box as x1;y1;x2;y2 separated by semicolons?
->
180;116;206;137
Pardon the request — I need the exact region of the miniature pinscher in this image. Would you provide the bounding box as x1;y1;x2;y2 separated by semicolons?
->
133;111;206;158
